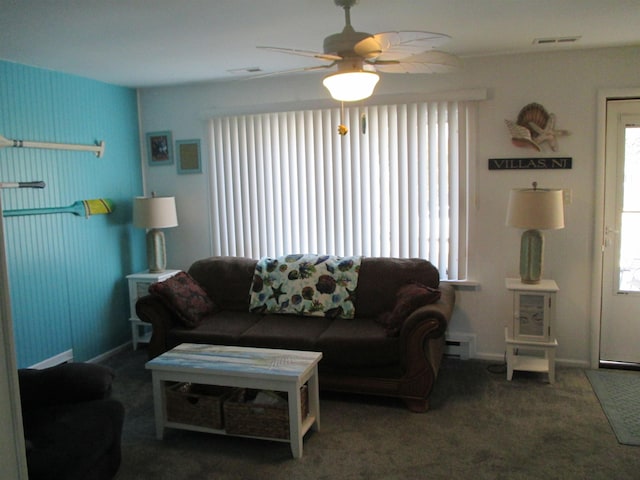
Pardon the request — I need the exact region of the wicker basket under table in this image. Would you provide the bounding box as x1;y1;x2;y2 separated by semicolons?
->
165;382;235;429
224;385;309;439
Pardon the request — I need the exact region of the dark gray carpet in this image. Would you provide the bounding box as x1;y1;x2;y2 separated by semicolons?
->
585;369;640;446
102;348;640;480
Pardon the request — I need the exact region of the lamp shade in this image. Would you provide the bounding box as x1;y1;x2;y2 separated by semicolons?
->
506;188;564;230
322;70;380;102
133;196;178;229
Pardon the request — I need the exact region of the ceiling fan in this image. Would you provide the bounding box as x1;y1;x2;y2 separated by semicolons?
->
257;0;461;101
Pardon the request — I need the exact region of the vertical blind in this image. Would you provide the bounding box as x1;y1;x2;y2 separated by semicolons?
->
209;100;474;280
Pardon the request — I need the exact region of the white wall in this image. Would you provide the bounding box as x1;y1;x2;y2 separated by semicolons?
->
138;46;640;366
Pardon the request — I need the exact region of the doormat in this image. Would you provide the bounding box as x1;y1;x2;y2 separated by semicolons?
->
585;369;640;446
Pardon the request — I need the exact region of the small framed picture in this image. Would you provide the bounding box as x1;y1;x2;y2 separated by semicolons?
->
146;131;173;166
176;139;202;174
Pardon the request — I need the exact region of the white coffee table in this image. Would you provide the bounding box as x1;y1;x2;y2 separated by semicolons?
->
145;343;322;458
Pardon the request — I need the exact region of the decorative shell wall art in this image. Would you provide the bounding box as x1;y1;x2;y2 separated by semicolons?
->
504;103;570;152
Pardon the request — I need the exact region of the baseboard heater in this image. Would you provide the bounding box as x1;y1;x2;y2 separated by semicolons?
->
444;333;476;360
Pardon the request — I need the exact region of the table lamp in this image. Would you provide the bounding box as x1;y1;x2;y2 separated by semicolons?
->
506;182;564;284
133;194;178;273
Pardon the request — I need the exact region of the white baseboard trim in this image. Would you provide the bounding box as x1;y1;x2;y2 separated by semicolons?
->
473;352;506;362
28;349;74;369
87;341;132;364
473;351;589;369
556;358;590;368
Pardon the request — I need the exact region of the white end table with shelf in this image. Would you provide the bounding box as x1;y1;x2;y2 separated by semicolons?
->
127;270;180;349
505;278;559;383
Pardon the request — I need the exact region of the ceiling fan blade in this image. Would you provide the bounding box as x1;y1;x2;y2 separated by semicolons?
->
368;31;452;61
370;50;461;74
257;46;342;62
246;63;336;80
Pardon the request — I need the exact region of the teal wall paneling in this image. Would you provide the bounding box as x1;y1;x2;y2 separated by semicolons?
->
0;61;146;367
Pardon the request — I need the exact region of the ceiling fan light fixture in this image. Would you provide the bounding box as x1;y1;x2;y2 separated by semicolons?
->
322;70;380;102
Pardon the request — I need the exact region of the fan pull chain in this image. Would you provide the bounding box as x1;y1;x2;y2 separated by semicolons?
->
338;101;348;136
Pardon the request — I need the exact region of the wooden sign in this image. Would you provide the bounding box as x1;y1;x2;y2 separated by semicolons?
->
488;157;572;170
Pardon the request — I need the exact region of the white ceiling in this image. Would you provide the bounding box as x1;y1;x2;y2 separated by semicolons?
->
1;0;639;88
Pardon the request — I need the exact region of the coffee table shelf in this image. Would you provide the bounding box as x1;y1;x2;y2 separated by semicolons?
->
145;344;322;458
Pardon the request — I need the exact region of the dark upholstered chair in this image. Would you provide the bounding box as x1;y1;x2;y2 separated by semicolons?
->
18;362;125;480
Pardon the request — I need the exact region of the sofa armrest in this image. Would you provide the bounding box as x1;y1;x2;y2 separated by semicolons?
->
136;294;179;358
397;283;455;377
400;282;455;340
19;363;114;409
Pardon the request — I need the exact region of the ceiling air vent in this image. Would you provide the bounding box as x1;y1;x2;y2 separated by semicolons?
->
533;36;581;45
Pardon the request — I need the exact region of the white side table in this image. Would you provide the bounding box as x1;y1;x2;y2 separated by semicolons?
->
505;278;559;383
127;270;180;349
146;344;322;459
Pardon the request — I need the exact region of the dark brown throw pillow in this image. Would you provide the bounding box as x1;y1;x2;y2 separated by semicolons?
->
378;282;441;337
148;271;217;328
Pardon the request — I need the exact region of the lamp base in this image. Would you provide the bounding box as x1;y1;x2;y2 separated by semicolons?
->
520;229;544;284
146;228;166;273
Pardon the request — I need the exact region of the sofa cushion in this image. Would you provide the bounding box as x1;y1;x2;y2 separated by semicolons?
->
377;283;442;337
355;257;440;318
168;311;261;347
149;271;217;328
317;318;400;368
189;256;257;311
248;254;362;319
238;314;333;351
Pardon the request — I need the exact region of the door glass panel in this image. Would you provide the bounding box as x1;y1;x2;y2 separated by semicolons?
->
619;125;640;292
518;294;544;336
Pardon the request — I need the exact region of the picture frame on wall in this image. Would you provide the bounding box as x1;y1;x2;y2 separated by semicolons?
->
176;139;202;174
146;131;173;166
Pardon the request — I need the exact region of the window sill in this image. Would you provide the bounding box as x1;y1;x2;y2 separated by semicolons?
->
441;279;480;290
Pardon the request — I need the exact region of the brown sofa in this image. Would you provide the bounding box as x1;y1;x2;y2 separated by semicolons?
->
136;255;455;412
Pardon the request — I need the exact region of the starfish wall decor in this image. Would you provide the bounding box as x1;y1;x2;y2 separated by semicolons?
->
505;103;570;152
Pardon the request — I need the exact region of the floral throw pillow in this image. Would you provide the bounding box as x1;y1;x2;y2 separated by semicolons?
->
377;282;441;337
148;271;217;328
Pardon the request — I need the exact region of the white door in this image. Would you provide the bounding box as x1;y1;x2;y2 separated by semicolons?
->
600;99;640;366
